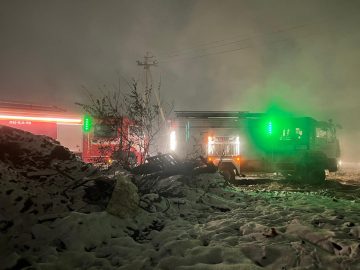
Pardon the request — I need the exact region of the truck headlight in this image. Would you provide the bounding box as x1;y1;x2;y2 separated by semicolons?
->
170;131;177;151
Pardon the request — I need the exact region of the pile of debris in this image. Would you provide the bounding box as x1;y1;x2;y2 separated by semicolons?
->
0;125;222;269
131;154;217;178
0;126;122;262
2;126;359;269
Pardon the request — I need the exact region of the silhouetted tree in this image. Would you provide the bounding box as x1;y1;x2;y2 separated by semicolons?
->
77;78;171;167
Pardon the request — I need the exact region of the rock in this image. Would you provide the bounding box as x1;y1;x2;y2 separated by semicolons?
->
106;175;139;218
349;226;360;238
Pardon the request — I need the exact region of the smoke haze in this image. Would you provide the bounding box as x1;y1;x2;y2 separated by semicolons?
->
0;0;359;160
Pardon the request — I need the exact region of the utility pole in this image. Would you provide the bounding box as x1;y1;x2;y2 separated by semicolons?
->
136;52;158;92
136;52;166;122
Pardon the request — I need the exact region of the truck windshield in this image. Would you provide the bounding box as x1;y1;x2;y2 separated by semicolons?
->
94;123;117;138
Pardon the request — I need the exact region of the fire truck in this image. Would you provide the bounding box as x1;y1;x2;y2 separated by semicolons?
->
0;101;142;165
0;101;83;155
170;111;340;182
82;116;143;165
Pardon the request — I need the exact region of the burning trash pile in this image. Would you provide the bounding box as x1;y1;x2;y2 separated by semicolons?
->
1;125;360;269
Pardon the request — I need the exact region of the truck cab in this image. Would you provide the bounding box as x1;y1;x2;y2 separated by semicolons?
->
244;116;340;180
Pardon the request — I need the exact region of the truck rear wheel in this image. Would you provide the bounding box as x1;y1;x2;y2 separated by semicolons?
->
218;163;237;183
221;168;236;182
308;167;326;183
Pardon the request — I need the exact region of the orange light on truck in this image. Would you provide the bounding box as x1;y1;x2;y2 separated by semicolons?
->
207;136;214;155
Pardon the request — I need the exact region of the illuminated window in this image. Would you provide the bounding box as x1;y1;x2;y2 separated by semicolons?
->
295;128;303;139
280;128;292;140
316;126;336;142
316;127;327;138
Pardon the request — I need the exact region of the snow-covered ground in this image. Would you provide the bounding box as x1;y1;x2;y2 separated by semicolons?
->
1;125;360;269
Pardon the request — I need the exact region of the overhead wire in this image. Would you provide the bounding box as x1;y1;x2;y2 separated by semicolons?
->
161;22;312;59
158;11;358;64
159;29;319;64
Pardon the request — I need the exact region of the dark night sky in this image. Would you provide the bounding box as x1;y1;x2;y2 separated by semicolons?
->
1;0;360;160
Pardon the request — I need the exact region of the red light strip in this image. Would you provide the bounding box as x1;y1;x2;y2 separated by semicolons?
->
0;114;82;124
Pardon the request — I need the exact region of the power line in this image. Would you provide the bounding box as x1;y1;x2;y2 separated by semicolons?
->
160;31;319;64
162;22;311;59
160;43;252;63
158;11;357;63
160;26;357;64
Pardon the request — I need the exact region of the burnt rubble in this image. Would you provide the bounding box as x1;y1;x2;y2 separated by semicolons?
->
131;153;217;179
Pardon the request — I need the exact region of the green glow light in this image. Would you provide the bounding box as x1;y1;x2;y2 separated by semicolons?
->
267;121;273;135
83;115;93;133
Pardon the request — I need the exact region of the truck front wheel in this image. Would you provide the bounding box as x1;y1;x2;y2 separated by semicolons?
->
308;167;326;183
295;152;327;184
296;165;325;184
